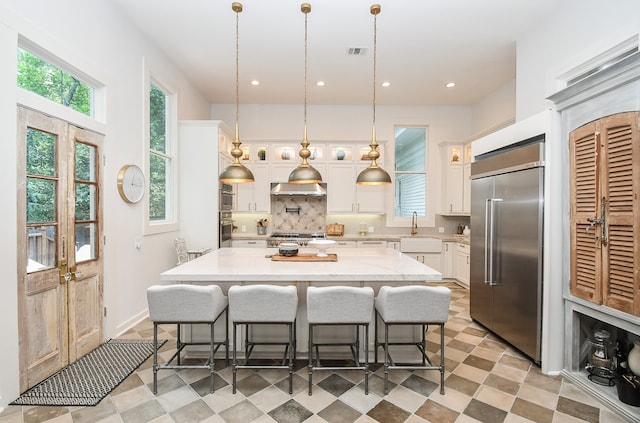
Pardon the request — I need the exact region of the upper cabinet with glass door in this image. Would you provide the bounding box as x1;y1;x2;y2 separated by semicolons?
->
441;142;471;215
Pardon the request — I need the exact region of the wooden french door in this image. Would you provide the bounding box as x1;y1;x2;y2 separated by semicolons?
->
16;106;104;391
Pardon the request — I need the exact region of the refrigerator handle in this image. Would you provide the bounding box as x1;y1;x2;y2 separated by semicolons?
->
485;198;502;285
484;199;491;284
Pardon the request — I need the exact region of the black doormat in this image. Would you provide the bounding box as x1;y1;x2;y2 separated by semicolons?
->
11;339;166;406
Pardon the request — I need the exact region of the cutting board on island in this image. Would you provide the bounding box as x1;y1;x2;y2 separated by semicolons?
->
271;253;337;262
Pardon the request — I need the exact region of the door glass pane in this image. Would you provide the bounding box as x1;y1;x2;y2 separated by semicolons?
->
75;142;96;182
75;223;96;262
27;178;56;223
26;225;56;272
27;128;56;176
75;183;96;220
75;141;98;262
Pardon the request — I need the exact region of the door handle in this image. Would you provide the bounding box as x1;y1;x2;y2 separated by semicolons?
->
484;198;502;286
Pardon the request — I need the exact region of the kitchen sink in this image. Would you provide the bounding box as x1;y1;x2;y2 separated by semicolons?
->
400;237;442;253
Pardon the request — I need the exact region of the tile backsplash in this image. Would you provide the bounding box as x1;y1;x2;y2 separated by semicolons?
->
270;196;326;232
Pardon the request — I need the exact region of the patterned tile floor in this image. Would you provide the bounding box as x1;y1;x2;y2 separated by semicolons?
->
0;283;631;423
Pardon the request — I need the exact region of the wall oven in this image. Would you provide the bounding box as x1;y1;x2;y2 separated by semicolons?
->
219;211;233;248
219;182;234;211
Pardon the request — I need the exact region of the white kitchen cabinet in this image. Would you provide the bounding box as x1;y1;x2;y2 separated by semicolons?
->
400;237;442;272
442;241;456;279
356;240;387;248
235;163;269;212
463;162;471;214
455;242;470;287
270;163;294;184
331;240;357;248
441;143;471;216
231;239;267;248
179;120;230;250
326;163;385;214
387;241;400;250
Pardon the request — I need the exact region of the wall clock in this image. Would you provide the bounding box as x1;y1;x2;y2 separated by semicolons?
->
117;164;145;204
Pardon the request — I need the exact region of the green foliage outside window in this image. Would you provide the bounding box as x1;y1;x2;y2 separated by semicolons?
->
149;83;169;221
17;48;92;116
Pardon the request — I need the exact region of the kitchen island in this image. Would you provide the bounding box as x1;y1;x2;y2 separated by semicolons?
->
160;247;442;283
160;247;442;359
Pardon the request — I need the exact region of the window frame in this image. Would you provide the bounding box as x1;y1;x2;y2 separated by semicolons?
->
143;69;178;235
387;124;435;228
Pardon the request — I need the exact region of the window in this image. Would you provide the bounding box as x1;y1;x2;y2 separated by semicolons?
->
17;47;94;116
394;127;427;217
148;81;175;226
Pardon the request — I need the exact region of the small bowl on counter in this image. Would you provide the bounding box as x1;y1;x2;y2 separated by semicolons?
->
278;242;299;257
308;239;336;257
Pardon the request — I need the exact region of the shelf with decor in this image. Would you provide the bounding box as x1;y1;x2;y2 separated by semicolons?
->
329;145;354;162
271;145;298;163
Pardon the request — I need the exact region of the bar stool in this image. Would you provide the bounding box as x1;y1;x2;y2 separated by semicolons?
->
147;284;228;394
228;284;298;394
374;285;451;394
307;285;374;395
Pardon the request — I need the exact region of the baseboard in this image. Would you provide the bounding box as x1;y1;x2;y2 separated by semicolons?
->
115;309;149;338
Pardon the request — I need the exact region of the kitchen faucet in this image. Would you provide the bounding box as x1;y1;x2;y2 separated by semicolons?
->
411;211;418;235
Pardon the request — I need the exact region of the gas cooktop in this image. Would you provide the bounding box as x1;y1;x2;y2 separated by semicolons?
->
267;231;326;247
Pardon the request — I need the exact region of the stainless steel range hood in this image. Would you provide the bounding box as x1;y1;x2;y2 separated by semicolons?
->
270;182;326;196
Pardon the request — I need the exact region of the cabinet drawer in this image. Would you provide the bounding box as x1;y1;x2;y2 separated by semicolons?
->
231;239;267;248
357;240;387;248
456;243;470;254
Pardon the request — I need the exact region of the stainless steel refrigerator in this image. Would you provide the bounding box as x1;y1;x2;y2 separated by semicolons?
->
470;137;544;364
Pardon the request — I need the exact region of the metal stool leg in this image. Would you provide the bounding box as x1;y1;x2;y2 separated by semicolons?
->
232;323;238;394
209;322;215;393
153;323;159;394
364;323;369;394
308;324;314;396
439;323;446;394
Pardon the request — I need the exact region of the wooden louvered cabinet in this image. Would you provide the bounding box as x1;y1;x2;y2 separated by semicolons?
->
569;111;640;316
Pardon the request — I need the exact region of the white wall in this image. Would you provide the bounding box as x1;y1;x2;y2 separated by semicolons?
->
470;78;515;137
515;0;640;121
0;0;210;407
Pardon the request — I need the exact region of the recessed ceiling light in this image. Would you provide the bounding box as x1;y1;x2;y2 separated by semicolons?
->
446;82;456;88
381;81;391;87
316;81;325;87
251;80;260;86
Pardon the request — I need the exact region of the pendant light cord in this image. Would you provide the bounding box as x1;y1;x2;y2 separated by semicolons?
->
304;7;308;133
235;6;240;137
372;9;377;133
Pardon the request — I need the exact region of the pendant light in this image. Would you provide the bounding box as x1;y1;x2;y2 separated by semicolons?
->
288;3;323;184
219;2;255;183
357;4;391;185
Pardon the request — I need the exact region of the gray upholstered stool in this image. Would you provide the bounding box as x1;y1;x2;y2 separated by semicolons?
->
374;285;451;394
147;284;228;394
307;285;374;395
228;284;298;394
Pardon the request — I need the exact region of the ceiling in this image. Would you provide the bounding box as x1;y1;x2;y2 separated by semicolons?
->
110;0;557;106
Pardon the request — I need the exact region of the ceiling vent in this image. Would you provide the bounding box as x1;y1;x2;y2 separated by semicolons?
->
347;47;367;56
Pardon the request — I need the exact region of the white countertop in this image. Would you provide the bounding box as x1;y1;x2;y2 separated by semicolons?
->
231;233;470;244
160;247;442;282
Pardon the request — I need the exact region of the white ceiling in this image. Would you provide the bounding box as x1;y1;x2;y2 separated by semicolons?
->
110;0;557;106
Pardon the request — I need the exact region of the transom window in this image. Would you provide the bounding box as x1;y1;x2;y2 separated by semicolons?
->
17;47;94;116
